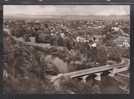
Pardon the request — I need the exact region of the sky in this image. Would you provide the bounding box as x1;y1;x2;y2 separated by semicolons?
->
3;5;130;16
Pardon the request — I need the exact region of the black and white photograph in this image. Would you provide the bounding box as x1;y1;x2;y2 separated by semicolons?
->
3;5;130;94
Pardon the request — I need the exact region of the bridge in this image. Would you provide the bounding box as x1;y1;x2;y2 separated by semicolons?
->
64;64;129;78
50;62;129;82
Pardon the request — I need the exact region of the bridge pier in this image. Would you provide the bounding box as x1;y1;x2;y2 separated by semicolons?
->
108;67;117;77
94;73;102;81
81;75;89;83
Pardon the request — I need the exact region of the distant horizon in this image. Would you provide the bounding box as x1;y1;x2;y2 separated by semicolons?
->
4;14;129;20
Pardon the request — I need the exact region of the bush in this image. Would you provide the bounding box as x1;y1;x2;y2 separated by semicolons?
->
96;45;107;65
107;47;121;63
